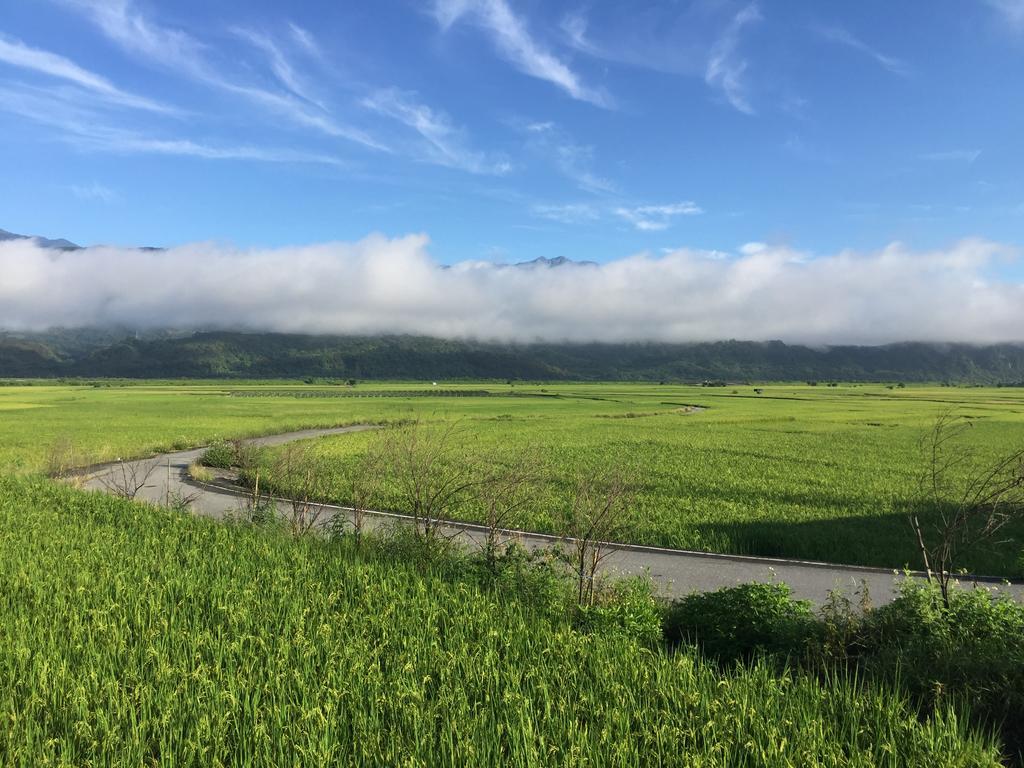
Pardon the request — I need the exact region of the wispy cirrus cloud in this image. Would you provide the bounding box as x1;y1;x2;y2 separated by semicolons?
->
984;0;1024;29
817;26;909;76
58;0;206;74
921;148;982;163
559;12;600;57
614;202;703;231
70;182;117;202
0;84;347;168
705;3;761;115
81;132;349;166
288;22;322;57
562;4;768;116
59;0;387;151
231;27;325;109
362;88;510;174
0;33;173;113
532;200;703;229
531;203;599;224
432;0;611;107
522;121;614;194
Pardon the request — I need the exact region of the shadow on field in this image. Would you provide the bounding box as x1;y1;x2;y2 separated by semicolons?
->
691;508;1024;579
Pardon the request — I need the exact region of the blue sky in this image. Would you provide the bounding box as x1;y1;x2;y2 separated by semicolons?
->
0;0;1022;267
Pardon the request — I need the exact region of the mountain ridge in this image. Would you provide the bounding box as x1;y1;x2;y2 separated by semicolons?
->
0;228;80;251
1;330;1023;382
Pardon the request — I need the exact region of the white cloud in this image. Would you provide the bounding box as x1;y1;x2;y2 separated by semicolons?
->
0;83;347;168
362;89;510;174
59;0;207;75
60;0;386;151
232;27;324;109
0;33;173;113
560;11;598;56
432;0;611;107
985;0;1024;29
521;121;614;193
1;236;1021;345
288;22;322;57
559;5;720;78
532;203;599;224
921;149;982;163
817;26;909;77
80;134;348;166
705;4;761;115
614;202;703;231
70;182;117;202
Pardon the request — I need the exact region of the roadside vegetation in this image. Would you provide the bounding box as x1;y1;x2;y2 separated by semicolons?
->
0;476;1013;766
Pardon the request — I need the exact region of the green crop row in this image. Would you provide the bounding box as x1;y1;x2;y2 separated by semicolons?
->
0;478;1003;766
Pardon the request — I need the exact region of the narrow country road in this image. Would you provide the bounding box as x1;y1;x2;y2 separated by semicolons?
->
78;425;1023;606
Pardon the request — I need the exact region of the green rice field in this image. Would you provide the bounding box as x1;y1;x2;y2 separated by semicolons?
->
1;380;1023;763
0;477;1003;766
2;380;1022;575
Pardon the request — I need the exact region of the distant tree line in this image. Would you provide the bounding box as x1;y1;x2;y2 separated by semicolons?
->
3;330;1024;382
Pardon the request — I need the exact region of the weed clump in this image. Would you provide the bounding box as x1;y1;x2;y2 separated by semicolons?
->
665;582;819;663
199;440;236;469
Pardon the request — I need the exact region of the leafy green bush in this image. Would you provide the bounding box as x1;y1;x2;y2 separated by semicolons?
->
859;580;1024;753
576;577;663;646
665;582;819;663
199;440;235;468
476;543;571;618
665;578;1024;761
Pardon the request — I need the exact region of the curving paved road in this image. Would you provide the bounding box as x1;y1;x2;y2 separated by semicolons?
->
78;425;1023;606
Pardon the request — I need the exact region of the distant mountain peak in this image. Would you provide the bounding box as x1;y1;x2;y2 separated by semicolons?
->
513;256;596;268
0;228;80;250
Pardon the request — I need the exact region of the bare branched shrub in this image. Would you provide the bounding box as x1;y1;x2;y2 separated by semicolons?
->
239;468;276;525
380;419;482;543
345;445;385;547
162;458;201;511
46;436;77;479
272;443;327;536
475;452;538;572
101;458;159;500
910;410;1024;608
561;467;636;606
165;488;202;515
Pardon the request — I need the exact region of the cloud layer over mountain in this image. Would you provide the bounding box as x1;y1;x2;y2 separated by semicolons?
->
1;234;1021;345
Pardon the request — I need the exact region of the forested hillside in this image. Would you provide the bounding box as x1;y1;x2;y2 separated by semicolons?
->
2;330;1024;382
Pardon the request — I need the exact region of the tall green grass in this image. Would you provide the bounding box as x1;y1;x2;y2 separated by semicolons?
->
0;478;1003;765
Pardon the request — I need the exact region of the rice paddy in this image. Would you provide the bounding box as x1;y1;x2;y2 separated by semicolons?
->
0;477;1003;766
3;380;1024;575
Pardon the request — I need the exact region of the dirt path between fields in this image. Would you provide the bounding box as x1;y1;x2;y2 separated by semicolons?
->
77;425;1023;606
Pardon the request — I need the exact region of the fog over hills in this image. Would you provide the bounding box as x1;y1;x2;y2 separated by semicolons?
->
2;231;1022;347
1;228;1023;381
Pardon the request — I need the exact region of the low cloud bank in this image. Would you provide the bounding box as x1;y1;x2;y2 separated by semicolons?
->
1;234;1021;345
